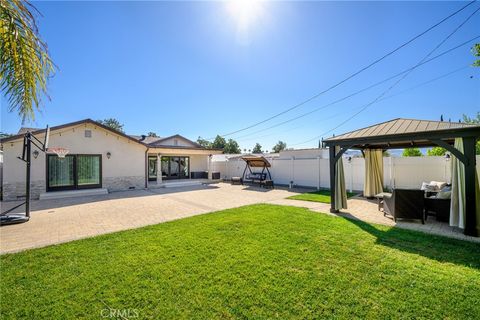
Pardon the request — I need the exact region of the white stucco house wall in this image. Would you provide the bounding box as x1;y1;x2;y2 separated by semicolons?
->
1;119;222;201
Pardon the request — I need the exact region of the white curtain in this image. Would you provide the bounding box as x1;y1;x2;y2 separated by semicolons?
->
335;146;348;210
364;149;384;197
450;138;465;228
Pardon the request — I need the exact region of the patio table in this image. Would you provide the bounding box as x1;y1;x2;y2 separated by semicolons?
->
375;192;392;211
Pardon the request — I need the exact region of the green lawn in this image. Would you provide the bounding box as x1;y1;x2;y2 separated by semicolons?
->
1;204;480;319
288;189;357;203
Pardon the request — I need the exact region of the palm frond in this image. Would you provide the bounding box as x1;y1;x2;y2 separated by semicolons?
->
0;0;55;122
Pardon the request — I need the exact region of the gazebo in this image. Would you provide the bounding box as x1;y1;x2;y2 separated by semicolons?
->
323;118;480;237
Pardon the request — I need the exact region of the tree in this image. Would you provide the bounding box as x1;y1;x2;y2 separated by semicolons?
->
97;118;124;133
402;148;422;157
462;112;480;155
1;0;55;122
197;137;211;148
211;135;226;150
272;141;287;153
0;132;13;139
252;143;262;153
427;147;446;156
463;112;480;124
472;43;480;67
224;139;241;154
147;132;158;137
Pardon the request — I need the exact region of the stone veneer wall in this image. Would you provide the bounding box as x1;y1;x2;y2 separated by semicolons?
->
103;176;145;192
2;176;145;201
2;180;45;201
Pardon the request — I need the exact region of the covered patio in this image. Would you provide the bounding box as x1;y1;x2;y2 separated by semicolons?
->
323;118;480;237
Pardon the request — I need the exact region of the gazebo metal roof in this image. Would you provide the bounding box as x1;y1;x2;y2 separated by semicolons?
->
323;118;480;149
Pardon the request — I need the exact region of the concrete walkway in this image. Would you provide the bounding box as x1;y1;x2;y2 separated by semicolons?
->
0;183;301;254
1;183;478;254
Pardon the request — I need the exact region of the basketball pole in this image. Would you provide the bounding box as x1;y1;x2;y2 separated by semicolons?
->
25;132;31;218
1;127;49;226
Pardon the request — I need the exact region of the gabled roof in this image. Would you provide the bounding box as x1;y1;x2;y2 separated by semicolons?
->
129;135;163;145
325;118;477;142
1;119;217;151
18;127;41;135
1;119;145;145
147;134;203;148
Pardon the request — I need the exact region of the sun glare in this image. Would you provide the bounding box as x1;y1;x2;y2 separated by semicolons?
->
227;0;264;31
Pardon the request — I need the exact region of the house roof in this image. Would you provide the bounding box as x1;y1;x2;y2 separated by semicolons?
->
1;119;144;145
323;118;480;149
129;135;163;145
0;119;216;151
18;127;41;135
148;134;203;148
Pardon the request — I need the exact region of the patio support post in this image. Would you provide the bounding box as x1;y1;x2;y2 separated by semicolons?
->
329;146;337;213
157;154;162;183
208;155;212;180
463;137;477;237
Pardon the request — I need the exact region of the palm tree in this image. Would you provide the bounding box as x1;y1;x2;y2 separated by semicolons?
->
1;0;55;122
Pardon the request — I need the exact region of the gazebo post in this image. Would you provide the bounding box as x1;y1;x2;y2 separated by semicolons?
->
463;137;478;237
329;146;337;213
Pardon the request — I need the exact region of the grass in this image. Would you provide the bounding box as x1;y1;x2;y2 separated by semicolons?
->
1;204;480;319
288;189;357;203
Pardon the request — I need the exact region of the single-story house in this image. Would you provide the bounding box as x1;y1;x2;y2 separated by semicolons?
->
1;119;222;201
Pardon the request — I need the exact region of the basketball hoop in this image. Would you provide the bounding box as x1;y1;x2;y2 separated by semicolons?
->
47;147;69;158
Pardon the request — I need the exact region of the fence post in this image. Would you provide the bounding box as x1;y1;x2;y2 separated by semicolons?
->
317;156;321;190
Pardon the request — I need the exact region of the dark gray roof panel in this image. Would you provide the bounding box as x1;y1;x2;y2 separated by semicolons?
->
325;118;479;142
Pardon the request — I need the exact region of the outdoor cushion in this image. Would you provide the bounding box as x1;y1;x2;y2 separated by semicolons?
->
421;182;436;192
429;181;447;191
421;181;447;192
436;191;451;199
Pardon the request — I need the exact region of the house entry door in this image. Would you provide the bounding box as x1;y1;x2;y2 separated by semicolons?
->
161;156;189;180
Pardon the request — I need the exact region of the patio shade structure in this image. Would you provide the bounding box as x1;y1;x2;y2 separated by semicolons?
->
241;156;272;181
323;118;480;237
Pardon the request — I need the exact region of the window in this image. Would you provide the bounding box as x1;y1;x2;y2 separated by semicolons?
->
84;130;92;138
47;154;101;191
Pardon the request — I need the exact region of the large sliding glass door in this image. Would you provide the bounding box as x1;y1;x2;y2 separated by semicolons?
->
47;154;101;191
47;155;75;190
161;156;189;180
148;156;157;181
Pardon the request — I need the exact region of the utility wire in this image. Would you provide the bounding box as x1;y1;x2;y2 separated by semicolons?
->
238;64;469;144
233;36;479;141
208;0;477;140
290;7;480;147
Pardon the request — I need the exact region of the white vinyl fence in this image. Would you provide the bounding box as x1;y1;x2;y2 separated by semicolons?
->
212;155;480;191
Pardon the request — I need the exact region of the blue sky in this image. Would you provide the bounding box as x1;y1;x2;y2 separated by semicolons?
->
1;1;479;150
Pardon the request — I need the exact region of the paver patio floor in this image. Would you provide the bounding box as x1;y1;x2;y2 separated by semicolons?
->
1;183;478;254
0;183;301;253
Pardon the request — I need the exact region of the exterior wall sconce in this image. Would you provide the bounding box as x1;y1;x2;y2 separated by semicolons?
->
33;150;39;159
347;156;352;163
445;153;451;161
106;152;112;159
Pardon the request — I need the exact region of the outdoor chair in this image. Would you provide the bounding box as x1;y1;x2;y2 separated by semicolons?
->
231;177;243;185
383;189;425;224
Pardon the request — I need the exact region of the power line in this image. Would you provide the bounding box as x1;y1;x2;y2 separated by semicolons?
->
208;0;477;140
233;36;479;141
291;7;480;147
239;64;469;145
